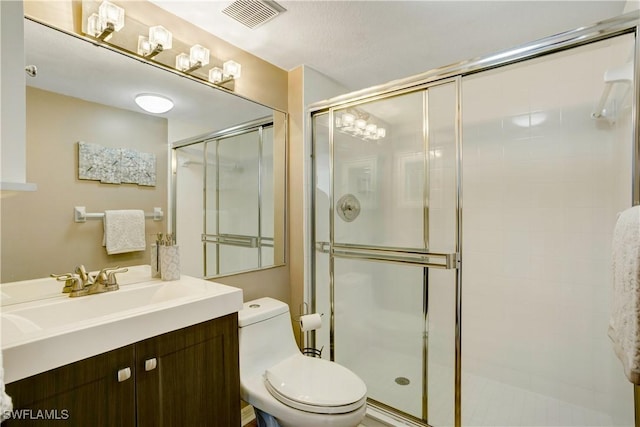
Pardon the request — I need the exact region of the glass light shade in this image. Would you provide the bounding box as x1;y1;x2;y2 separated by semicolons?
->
365;123;377;134
208;67;224;84
190;45;210;67
355;119;367;130
149;26;172;50
134;94;174;114
341;113;355;127
98;1;125;32
137;36;152;56
87;13;102;37
377;128;386;138
335;116;343;128
175;53;190;71
223;60;241;79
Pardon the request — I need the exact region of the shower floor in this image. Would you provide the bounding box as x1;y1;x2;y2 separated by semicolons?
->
346;346;614;427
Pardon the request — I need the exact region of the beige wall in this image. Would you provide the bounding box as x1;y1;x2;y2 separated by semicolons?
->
1;87;167;282
23;1;288;112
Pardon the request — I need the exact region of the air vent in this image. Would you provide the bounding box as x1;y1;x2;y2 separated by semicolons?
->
222;0;286;29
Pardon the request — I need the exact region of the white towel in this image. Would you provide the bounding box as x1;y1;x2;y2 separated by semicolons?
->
609;205;640;384
0;351;13;422
103;210;146;255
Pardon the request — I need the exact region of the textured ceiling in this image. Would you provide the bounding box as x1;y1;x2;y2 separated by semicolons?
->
150;0;628;92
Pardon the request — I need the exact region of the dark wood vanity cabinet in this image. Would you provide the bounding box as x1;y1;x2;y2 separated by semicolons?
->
4;345;136;426
136;313;240;427
5;314;240;427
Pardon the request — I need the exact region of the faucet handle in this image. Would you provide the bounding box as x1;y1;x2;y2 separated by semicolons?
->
100;266;128;287
50;272;73;281
50;273;83;294
74;265;89;282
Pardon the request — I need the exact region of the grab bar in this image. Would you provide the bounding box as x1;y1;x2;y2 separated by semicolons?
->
202;233;259;248
316;241;459;269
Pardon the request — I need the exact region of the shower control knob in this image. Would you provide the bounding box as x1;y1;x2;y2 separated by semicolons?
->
336;194;361;222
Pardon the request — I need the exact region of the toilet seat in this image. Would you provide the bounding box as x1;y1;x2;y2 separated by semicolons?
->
264;354;367;415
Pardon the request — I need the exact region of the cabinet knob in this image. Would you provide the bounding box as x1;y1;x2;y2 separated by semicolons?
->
117;367;131;382
145;358;157;371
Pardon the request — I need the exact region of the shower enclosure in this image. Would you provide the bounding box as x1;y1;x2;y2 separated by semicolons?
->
173;117;277;278
309;13;638;427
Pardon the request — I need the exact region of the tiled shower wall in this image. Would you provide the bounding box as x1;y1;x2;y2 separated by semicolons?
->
461;33;635;424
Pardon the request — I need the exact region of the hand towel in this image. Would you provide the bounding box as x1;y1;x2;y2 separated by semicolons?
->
609;205;640;384
103;210;146;255
0;350;13;422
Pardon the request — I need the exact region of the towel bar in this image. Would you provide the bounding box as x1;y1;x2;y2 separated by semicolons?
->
74;206;163;223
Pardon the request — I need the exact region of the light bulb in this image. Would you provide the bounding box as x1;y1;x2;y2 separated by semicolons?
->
223;60;241;79
341;113;355;127
190;45;210;67
175;53;190;71
208;67;224;84
87;13;102;37
98;1;125;32
355;119;367;130
149;26;172;50
137;36;152;56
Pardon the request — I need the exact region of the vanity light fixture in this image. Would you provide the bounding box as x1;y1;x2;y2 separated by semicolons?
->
208;60;242;85
176;44;210;73
134;94;174;114
137;25;173;59
87;0;125;41
335;111;386;141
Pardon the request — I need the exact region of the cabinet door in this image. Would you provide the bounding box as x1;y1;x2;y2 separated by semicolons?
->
5;345;136;426
136;314;240;427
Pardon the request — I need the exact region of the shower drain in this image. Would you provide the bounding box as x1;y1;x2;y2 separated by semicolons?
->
395;377;410;386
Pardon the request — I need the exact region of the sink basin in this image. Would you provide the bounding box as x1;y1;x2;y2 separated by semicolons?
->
1;272;243;384
1;265;154;307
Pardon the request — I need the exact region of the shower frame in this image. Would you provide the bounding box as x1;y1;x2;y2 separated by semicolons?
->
307;10;640;427
171;116;275;278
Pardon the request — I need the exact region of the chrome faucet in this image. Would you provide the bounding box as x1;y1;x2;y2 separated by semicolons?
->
51;265;128;297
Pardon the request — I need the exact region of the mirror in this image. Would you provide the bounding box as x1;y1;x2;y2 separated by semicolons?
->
0;19;285;284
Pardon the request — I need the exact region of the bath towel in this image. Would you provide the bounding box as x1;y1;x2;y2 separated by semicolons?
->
609;205;640;384
103;210;146;255
0;351;13;422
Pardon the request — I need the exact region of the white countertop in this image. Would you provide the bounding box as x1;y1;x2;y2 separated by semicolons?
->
1;270;243;383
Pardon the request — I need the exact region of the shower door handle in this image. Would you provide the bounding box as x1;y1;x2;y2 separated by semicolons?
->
317;242;459;269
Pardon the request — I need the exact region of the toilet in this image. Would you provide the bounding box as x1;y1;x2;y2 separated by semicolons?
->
238;297;367;427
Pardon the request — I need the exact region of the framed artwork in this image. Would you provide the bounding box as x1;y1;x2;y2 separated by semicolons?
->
77;141;156;186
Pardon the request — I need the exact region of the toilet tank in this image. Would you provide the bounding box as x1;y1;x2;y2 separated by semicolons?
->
238;297;300;379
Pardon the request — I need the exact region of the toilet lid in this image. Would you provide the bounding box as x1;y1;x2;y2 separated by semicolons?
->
264;354;367;414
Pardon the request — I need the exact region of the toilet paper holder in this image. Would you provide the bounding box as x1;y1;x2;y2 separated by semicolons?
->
298;302;324;358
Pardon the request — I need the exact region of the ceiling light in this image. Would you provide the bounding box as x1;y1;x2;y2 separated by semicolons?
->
134;94;174;114
86;1;125;41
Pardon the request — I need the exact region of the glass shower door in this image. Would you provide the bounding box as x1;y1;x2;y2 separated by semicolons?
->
205;130;260;276
314;81;459;425
460;33;635;427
